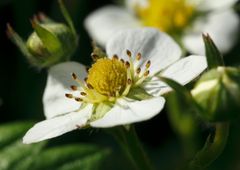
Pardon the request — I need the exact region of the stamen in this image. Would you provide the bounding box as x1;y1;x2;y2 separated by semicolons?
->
136;53;142;60
120;59;125;63
144;70;150;77
72;73;77;80
85;66;90;72
70;85;78;91
91;53;99;61
87;83;94;89
136;67;141;74
113;54;119;60
145;60;151;68
65;93;73;98
80;92;87;96
75;97;83;102
126;49;132;57
125;61;130;68
84;77;88;82
127;79;132;85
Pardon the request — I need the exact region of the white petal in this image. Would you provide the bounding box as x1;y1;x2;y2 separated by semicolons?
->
84;5;141;47
23;104;93;144
106;28;182;75
90;97;165;127
143;55;207;96
43;62;87;119
125;0;148;10
197;0;238;11
183;10;239;55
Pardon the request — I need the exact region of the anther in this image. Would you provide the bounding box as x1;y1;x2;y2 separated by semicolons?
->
65;93;73;98
125;61;130;68
136;68;141;74
113;54;119;60
80;92;87;96
146;60;151;68
120;59;125;63
70;85;78;91
87;83;94;89
72;73;77;80
136;53;142;60
75;97;83;102
91;53;99;61
84;77;88;82
127;79;132;85
85;66;90;72
144;70;150;77
126;50;132;57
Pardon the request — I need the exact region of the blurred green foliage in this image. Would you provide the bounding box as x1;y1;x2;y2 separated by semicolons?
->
0;122;110;170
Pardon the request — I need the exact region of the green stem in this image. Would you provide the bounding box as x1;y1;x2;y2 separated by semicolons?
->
188;122;230;170
108;126;155;170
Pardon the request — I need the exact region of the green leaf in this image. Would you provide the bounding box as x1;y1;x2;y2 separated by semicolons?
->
57;149;110;170
202;34;224;69
0;122;110;170
0;140;45;170
17;144;110;170
0;121;33;148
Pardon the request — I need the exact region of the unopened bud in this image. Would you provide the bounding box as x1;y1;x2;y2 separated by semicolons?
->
192;67;240;122
7;0;78;68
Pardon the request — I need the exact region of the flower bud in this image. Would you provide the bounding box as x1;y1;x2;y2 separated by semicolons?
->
191;67;240;122
7;0;78;68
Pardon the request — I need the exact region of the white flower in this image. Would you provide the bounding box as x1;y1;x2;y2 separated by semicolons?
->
23;28;207;144
84;0;239;55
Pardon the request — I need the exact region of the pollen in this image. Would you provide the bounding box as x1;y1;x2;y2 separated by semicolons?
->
66;51;151;104
87;58;128;97
137;0;195;33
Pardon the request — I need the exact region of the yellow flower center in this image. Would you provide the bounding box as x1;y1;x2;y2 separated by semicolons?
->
65;50;151;104
87;58;127;97
137;0;195;33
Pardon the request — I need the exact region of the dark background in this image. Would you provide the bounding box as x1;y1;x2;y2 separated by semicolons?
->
0;0;240;170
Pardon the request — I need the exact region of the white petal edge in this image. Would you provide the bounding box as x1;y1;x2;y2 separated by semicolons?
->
183;10;239;55
197;0;238;11
84;5;141;47
144;55;207;96
43;62;87;119
90;97;165;128
23;104;93;144
106;28;182;75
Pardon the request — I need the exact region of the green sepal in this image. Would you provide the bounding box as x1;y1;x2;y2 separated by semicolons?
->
202;34;224;69
91;42;107;61
58;0;77;36
188;123;229;170
127;86;152;100
32;21;62;54
6;24;33;59
90;103;113;122
159;77;203;113
36;12;55;24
